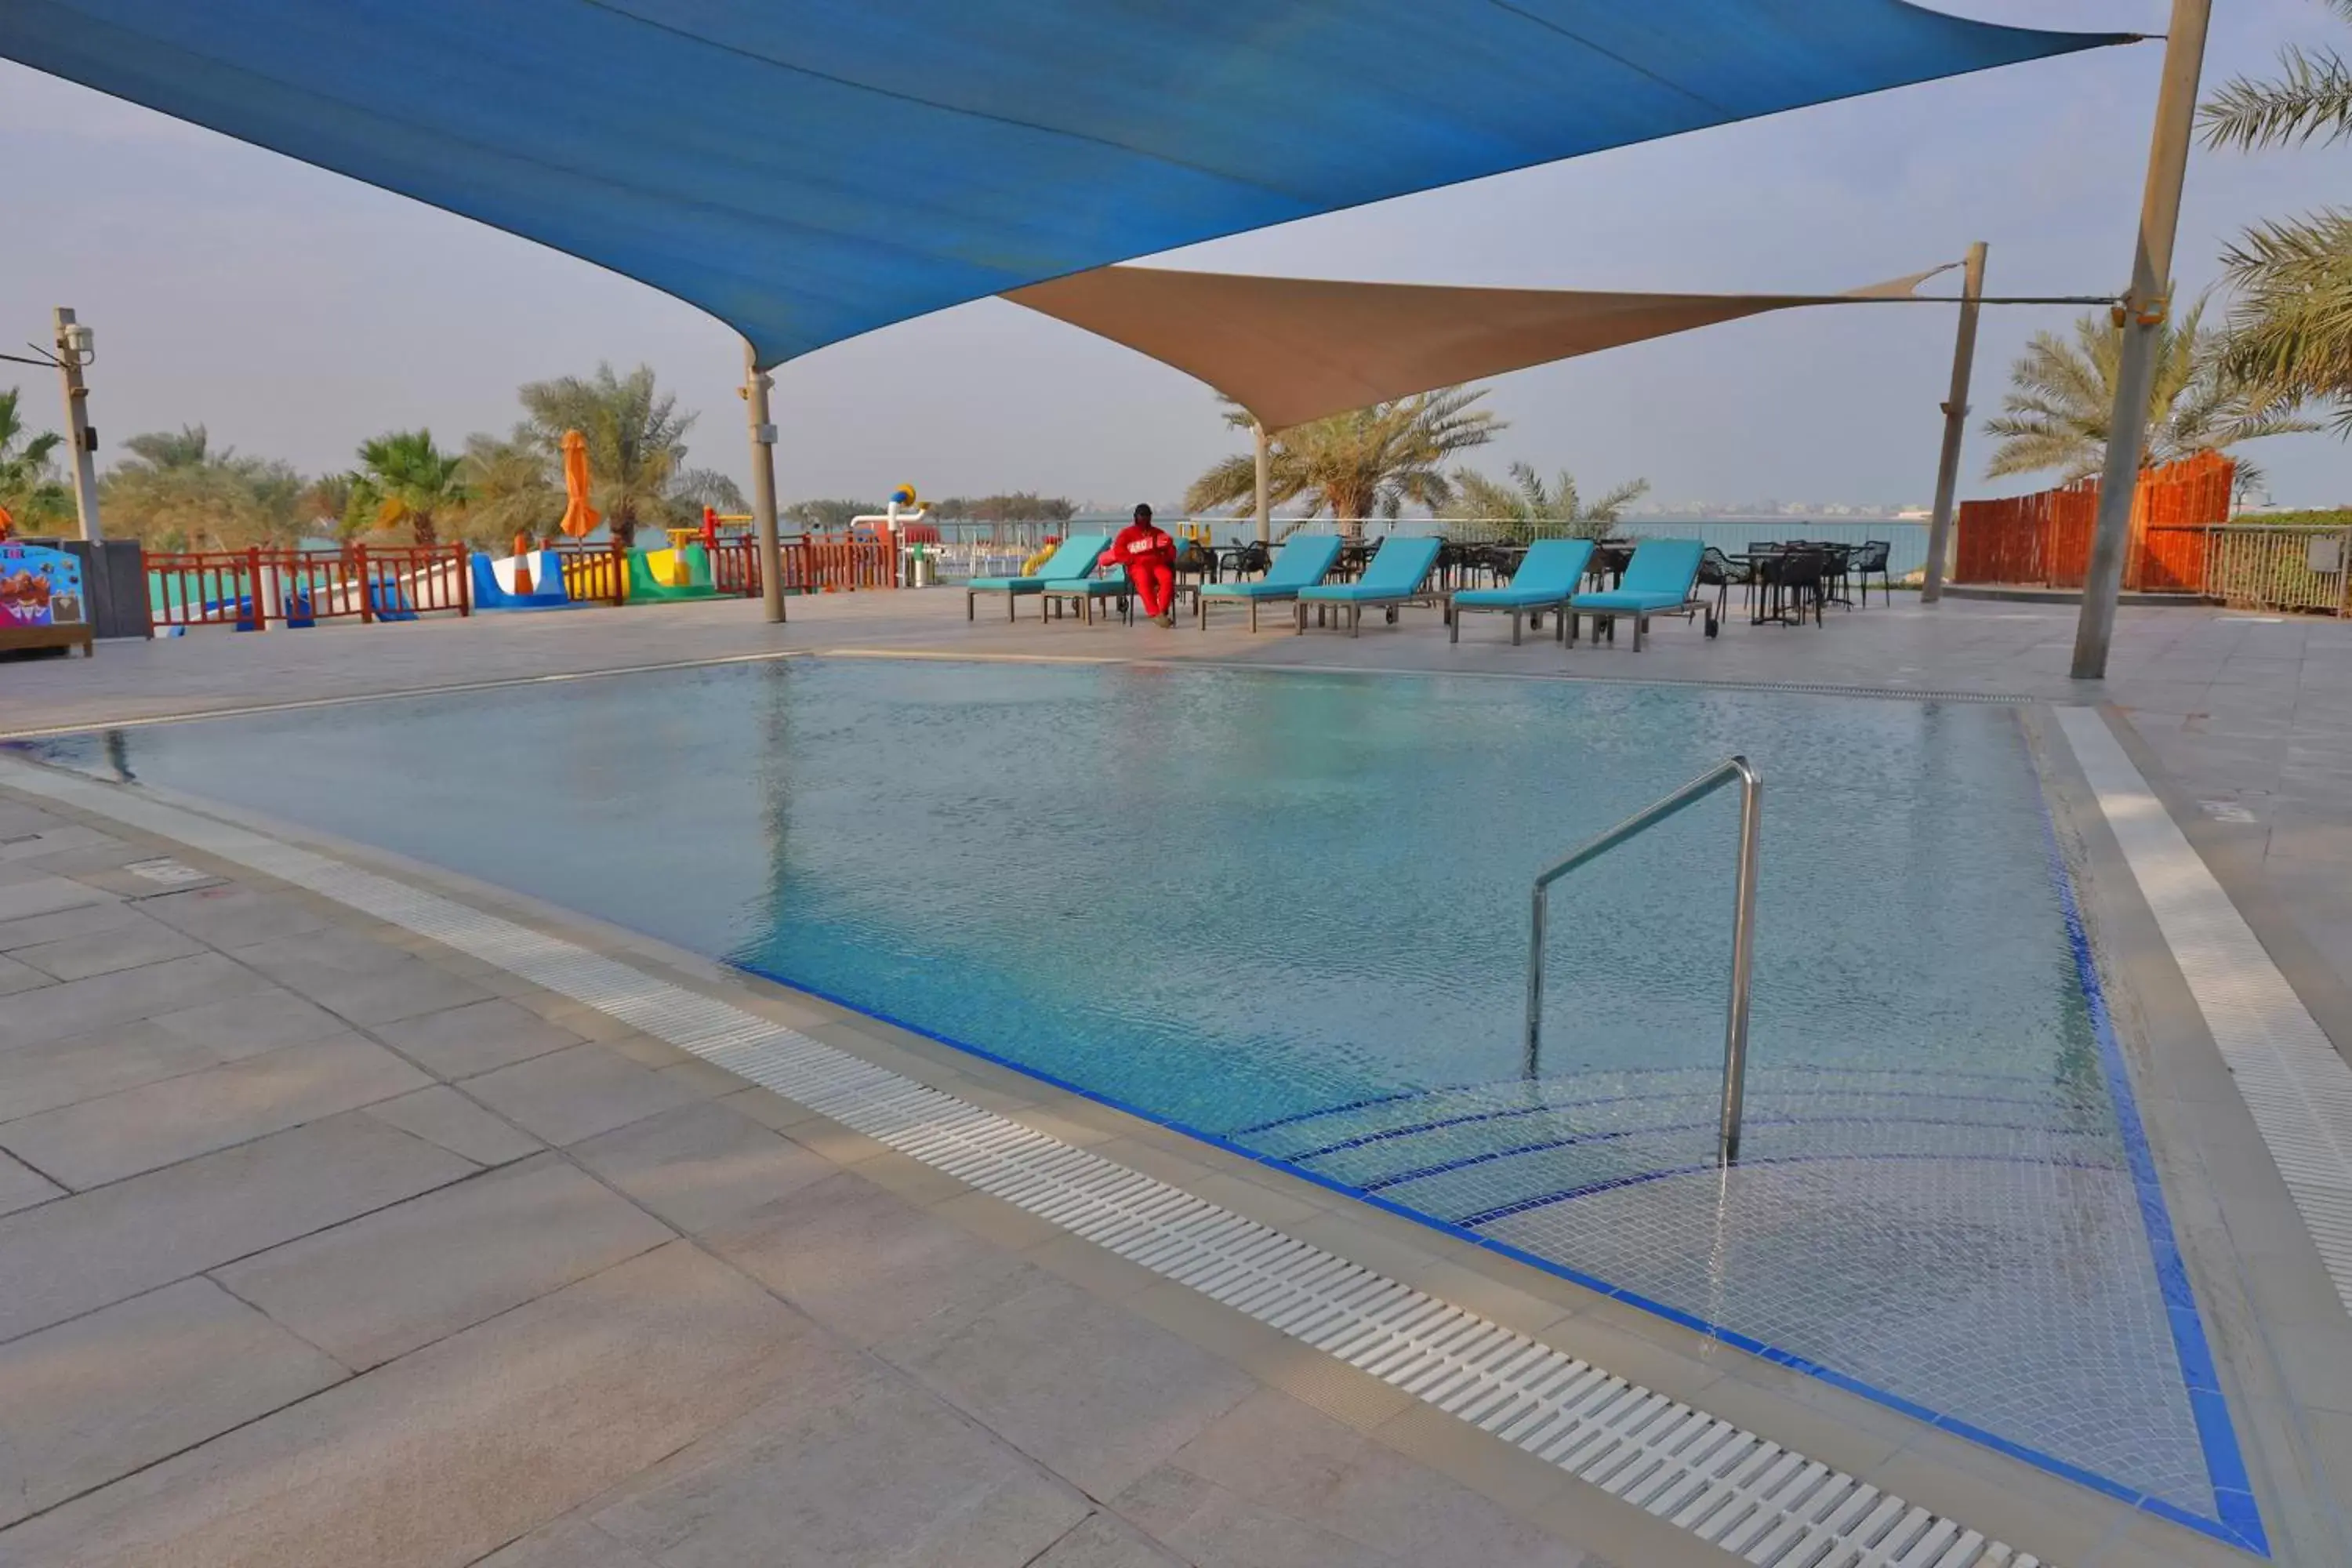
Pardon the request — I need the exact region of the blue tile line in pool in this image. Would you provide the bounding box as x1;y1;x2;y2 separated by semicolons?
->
736;889;2266;1557
2036;800;2266;1555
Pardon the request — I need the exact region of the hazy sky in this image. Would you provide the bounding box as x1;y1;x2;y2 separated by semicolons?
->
3;2;2347;512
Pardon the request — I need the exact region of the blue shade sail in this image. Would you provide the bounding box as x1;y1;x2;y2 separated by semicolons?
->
0;2;2128;365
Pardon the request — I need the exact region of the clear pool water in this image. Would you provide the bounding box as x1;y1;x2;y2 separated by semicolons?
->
27;656;2239;1530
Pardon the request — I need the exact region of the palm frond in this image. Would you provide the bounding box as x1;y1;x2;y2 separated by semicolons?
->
2201;43;2352;151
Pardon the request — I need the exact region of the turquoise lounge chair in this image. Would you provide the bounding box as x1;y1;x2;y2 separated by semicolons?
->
964;535;1109;621
1196;535;1344;631
1294;535;1443;637
1567;539;1717;650
1041;561;1135;623
1446;538;1595;644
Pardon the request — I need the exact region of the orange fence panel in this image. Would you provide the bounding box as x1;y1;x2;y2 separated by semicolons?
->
1955;453;2234;592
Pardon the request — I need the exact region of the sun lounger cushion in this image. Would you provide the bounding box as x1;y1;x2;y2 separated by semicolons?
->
1200;535;1344;598
1453;539;1595;608
1298;536;1442;601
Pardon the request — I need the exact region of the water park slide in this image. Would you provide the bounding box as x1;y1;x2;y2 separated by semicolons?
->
626;543;717;602
471;549;575;611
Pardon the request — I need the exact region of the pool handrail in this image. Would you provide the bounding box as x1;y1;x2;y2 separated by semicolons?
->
1524;755;1760;1166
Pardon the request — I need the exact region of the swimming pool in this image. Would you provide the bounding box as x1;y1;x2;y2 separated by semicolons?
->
24;655;2247;1539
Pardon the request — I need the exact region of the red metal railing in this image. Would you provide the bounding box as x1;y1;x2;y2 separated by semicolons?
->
147;544;470;630
707;536;898;597
1955;452;2234;592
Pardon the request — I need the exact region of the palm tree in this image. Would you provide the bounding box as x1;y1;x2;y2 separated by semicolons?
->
1185;389;1501;538
1442;463;1650;544
2201;5;2352;432
1982;302;2315;488
457;430;561;544
350;429;466;546
515;363;741;545
0;389;71;532
102;425;304;550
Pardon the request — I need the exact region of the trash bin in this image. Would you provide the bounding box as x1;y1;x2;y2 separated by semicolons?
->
906;546;936;588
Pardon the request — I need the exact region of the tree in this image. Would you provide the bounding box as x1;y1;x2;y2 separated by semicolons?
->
515;363;740;545
1185;390;1501;538
296;474;355;538
1981;302;2315;488
457;430;562;545
932;492;1076;524
2201;4;2352;432
350;429;466;546
0;388;71;532
101;425;304;550
1442;463;1649;544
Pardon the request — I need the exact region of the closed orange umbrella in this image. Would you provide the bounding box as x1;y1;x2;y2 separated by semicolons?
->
557;429;600;539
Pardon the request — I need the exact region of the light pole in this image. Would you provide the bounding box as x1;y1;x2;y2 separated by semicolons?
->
2071;0;2212;680
1920;242;1986;604
742;339;785;624
51;308;102;543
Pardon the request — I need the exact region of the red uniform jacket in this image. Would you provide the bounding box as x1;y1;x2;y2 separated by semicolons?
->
1102;522;1176;573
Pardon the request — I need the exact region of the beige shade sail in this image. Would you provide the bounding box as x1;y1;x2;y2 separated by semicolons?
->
1004;265;1951;431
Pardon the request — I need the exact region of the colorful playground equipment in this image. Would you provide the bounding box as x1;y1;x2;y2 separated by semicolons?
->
471;547;576;611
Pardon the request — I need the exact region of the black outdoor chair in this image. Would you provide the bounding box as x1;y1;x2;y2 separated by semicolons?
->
1769;547;1830;626
1697;546;1749;622
1852;539;1893;605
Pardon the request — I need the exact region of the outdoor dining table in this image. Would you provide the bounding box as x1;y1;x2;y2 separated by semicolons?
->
1731;546;1813;626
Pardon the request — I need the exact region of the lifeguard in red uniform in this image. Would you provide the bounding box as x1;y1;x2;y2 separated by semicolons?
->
1103;503;1178;626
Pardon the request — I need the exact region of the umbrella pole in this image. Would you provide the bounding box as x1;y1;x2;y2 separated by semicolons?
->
743;339;786;624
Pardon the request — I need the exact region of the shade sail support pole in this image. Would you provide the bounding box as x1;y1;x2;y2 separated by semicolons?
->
743;340;785;625
1921;241;1985;604
2072;0;2209;679
1253;419;1272;544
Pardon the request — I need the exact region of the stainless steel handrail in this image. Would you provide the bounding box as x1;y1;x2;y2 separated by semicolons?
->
1523;756;1762;1166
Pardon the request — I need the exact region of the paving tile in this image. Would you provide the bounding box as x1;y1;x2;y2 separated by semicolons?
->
216;1154;673;1369
10;918;205;982
1163;1388;1584;1567
372;998;583;1079
0;875;112;925
0;955;45;996
0;953;267;1052
0;1111;476;1343
244;948;494;1028
0;1243;809;1568
571;1098;833;1236
0;999;374;1127
143;989;355;1061
1111;1466;1397;1568
708;1171;1042;1349
361;1085;542;1167
0;824;117;864
0;1036;432;1190
136;884;328;948
590;1357;1089;1568
1030;1512;1189;1567
0;898;144;953
884;1274;1258;1500
462;1043;706;1146
0;1277;347;1527
475;1517;662;1568
0;1149;61;1218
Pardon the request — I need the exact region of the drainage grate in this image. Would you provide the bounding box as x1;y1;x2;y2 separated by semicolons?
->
2056;710;2352;1316
0;758;2046;1568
